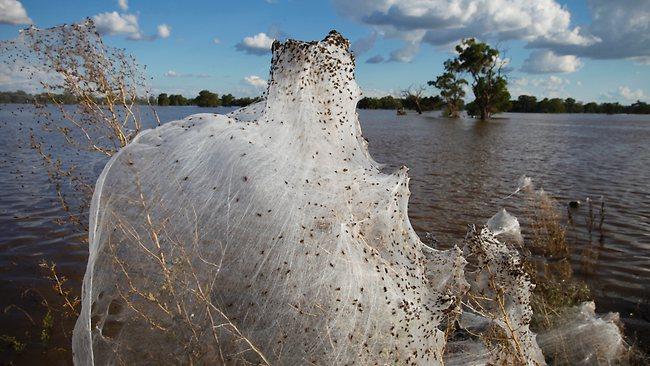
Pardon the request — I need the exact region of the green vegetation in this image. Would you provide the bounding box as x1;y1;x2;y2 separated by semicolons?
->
194;90;221;107
357;95;442;111
0;90;259;108
0;335;26;353
156;90;260;107
40;310;54;345
357;92;650;115
445;38;510;120
509;95;650;114
428;66;467;118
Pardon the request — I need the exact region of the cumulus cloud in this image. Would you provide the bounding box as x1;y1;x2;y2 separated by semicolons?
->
157;24;171;39
538;0;650;61
366;55;385;64
236;33;275;55
118;0;128;11
244;75;267;88
92;11;142;39
92;12;170;41
0;0;32;25
164;70;210;78
510;75;571;97
0;59;58;93
521;50;582;74
615;86;646;102
333;0;596;62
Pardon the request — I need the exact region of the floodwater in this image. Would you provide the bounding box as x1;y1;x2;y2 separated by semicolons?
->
1;105;649;363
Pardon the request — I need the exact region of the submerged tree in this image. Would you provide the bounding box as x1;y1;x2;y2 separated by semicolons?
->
400;85;426;114
428;64;467;118
447;38;510;120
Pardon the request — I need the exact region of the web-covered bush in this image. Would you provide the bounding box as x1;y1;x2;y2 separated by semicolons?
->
73;31;624;365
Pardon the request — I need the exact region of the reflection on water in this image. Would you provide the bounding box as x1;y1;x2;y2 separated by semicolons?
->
1;105;649;362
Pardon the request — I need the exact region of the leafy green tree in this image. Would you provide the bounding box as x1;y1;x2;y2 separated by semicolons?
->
548;98;566;113
420;95;444;111
194;90;221;107
221;93;235;106
168;94;188;106
514;95;537;112
379;95;401;109
448;39;510;120
564;98;582;113
583;102;599;113
629;100;650;114
464;100;479;117
157;93;170;106
600;102;623;114
428;67;467;118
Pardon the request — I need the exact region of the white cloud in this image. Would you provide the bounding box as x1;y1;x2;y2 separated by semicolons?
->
117;0;128;11
92;12;170;41
630;56;650;65
213;37;221;44
333;0;596;62
0;0;32;25
521;50;582;74
616;86;646;101
244;75;267;88
157;24;171;39
510;75;570;98
164;70;210;78
532;1;649;62
0;59;58;93
236;32;275;55
92;11;142;39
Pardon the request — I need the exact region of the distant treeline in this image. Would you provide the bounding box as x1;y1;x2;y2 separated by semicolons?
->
508;95;650;114
1;90;88;104
156;90;260;107
0;90;260;108
357;94;650;115
6;90;648;114
357;95;443;111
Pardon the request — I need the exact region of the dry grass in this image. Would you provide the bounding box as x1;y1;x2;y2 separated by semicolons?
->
3;20;159;230
1;20;155;362
523;191;591;332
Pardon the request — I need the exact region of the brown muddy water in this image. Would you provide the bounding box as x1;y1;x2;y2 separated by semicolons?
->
1;105;649;364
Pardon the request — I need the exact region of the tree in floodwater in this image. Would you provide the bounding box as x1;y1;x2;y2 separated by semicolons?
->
428;63;467;118
400;85;426;114
447;38;510;120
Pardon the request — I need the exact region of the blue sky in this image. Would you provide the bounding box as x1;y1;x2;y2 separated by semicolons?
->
1;0;648;103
